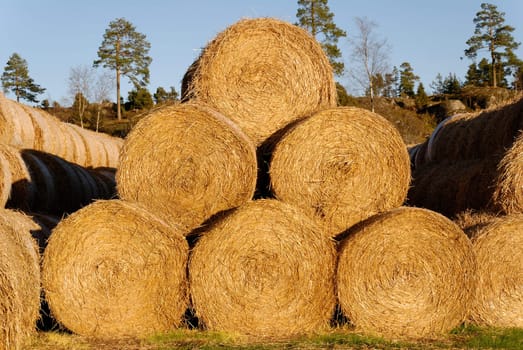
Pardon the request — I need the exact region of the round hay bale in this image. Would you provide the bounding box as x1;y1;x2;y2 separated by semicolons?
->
491;131;523;214
407;157;500;218
97;133;122;168
336;206;476;339
427;97;523;162
65;123;89;167
0;149;12;207
0;93;15;144
2;98;35;148
181;17;337;145
0;208;41;346
0;257;22;350
23;105;63;156
0;144;35;211
270;106;411;236
56;121;77;162
117;102;257;232
189;199;336;339
468;214;523;327
42;200;189;338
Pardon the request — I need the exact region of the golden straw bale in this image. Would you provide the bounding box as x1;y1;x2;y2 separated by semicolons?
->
22;105;63;156
0;209;41;349
407;157;500;218
0;144;35;211
181;17;337;145
0;150;12;207
337;207;476;339
0;96;35;148
56;122;77;161
189;199;336;339
64;123;89;166
468;214;523;327
270;107;410;236
491;131;523;214
42;200;189;338
0;94;14;144
117;103;257;232
427;97;523;162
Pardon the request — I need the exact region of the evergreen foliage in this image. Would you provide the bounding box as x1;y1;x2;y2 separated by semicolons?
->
465;3;520;87
415;83;428;109
296;0;347;76
94;18;152;120
126;87;154;110
153;86;178;104
1;53;45;103
398;62;419;98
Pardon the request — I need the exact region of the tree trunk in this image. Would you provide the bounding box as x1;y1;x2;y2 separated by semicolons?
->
116;68;121;120
491;50;497;88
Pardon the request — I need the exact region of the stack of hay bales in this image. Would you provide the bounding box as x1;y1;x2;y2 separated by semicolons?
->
407;96;523;217
0;92;123;169
0;209;46;350
0;144;116;215
38;16;479;342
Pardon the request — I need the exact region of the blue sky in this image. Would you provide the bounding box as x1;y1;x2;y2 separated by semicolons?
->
1;0;522;105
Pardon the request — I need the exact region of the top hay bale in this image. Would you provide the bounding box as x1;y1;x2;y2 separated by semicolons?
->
270;106;411;236
181;17;337;146
117;102;257;232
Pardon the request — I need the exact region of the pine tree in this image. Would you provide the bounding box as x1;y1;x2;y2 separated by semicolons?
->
94;18;152;120
415;82;428;109
296;0;347;76
1;53;45;103
398;62;419;98
465;3;520;87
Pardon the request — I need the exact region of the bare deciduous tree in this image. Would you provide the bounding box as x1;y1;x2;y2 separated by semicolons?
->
68;65;94;127
348;17;390;112
92;71;114;132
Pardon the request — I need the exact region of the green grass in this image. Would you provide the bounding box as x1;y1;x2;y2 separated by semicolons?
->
25;326;523;350
451;325;523;349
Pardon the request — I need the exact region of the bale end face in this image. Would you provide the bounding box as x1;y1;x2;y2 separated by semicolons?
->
336;206;476;339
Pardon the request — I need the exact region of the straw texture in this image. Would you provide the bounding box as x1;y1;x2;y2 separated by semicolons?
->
0;150;11;207
491;131;523;214
42;200;189;338
468;214;523;328
270;107;411;236
117;102;257;232
189;199;337;339
426;97;523;162
0;209;41;350
181;17;337;145
337;207;476;339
